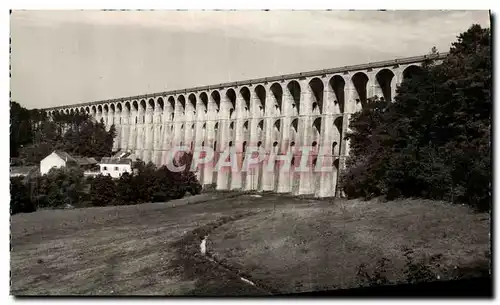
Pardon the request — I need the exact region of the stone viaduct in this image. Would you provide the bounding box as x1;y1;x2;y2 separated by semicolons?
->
43;53;446;197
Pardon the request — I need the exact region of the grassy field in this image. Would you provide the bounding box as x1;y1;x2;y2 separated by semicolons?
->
10;193;490;295
208;196;491;294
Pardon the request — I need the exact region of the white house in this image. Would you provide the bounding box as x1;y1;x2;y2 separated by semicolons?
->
40;151;99;176
40;151;78;175
99;157;132;178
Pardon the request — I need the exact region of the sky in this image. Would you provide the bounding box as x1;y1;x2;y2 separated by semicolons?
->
10;10;490;109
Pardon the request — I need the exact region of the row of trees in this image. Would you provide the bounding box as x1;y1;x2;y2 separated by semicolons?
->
10;105;116;164
11;154;202;215
341;24;491;211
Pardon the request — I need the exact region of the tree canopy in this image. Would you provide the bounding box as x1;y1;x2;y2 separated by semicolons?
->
10;104;116;164
341;24;491;211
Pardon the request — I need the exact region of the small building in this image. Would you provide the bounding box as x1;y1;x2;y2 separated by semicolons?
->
10;166;38;179
99;157;133;178
40;151;79;175
40;151;99;176
76;157;100;177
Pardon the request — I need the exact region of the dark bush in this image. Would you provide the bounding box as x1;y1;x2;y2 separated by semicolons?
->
36;167;86;208
10;177;36;215
89;174;119;207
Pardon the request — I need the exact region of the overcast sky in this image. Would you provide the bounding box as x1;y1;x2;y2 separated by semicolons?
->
10;10;490;109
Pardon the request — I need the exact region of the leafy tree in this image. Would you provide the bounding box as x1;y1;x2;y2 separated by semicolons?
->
15;110;116;163
38;167;86;208
89;174;119;206
10;177;36;215
341;24;491;211
10;101;33;157
116;172;138;204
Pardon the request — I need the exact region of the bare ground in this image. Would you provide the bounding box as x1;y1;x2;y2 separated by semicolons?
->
10;193;490;295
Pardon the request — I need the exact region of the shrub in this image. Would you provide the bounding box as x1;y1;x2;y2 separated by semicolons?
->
89;174;119;206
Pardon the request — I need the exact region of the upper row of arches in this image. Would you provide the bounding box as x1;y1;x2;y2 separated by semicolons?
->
47;65;422;118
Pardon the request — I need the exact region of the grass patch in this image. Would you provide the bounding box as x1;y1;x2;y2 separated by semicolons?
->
208;197;490;294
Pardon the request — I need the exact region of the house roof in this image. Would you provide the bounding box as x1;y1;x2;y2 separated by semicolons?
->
112;150;133;159
75;157;98;166
53;151;77;163
10;166;38;177
100;157;132;165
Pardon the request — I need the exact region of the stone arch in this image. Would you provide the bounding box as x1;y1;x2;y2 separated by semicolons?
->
274;119;281;132
352;72;369;109
257;120;264;132
132;101;139;112
188;93;197;112
117;103;122;113
239;87;251;112
210;90;221;112
313;117;321;134
226;89;236;117
167;96;175;112
333;116;343;155
291;118;298;133
376;69;395;102
199;92;208;113
85;106;90;113
273;119;281;152
140;100;146;111
92;106;97;115
157;97;164;111
329;75;345;113
254;85;266;114
110;104;115;114
243;120;249;132
309;78;324;114
148;98;155;110
289;118;299;150
287;80;301;115
124;102;131;113
257;119;264;144
97;105;103;114
270;83;283;115
403;65;423;80
177;95;186;113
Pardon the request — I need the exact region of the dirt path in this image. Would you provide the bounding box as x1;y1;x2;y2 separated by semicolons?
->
10;193;275;295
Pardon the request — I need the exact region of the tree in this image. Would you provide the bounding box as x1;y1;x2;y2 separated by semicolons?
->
341;24;491;211
10;177;36;215
10;101;33;157
38;167;86;208
15;110;116;163
89;174;119;206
